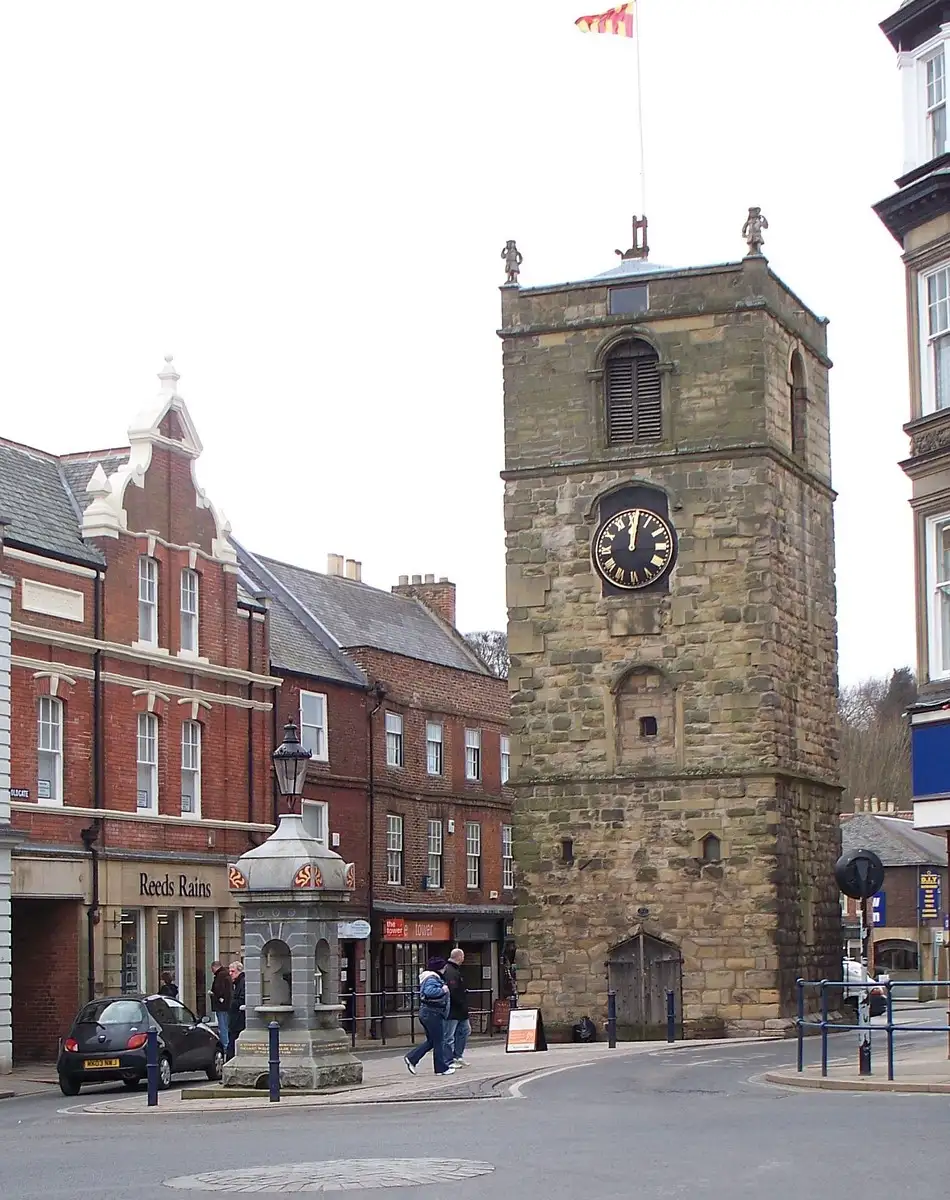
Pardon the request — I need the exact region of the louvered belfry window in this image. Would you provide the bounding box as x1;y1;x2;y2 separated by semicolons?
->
605;340;662;444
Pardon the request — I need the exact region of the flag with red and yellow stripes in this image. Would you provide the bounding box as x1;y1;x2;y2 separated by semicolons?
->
575;2;636;37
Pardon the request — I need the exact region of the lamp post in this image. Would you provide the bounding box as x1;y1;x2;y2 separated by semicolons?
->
272;719;312;812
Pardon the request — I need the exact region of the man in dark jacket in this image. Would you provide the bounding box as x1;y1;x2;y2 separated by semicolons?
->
210;961;233;1049
226;961;246;1061
442;948;470;1068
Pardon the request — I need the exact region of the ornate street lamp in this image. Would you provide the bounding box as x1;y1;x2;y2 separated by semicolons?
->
272;718;312;810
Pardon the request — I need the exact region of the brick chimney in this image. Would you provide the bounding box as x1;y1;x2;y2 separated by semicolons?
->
392;573;456;627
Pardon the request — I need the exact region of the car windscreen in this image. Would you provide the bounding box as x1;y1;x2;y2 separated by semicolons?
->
75;1000;148;1026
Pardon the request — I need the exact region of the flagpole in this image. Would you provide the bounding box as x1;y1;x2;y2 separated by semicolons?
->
634;3;646;217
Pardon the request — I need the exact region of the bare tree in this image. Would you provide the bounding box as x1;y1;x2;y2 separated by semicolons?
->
464;630;509;679
838;669;915;811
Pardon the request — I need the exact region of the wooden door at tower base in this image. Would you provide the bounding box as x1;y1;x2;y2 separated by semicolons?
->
607;933;682;1039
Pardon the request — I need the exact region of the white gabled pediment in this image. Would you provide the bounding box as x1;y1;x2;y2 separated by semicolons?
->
80;356;235;564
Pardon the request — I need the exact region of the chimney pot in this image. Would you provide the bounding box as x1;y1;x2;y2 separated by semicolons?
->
398;574;409;586
424;573;435;584
871;797;879;813
411;574;422;585
853;797;861;813
438;576;449;583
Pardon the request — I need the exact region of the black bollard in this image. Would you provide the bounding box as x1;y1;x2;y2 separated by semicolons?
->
268;1021;281;1103
666;989;675;1043
146;1028;159;1107
607;990;617;1049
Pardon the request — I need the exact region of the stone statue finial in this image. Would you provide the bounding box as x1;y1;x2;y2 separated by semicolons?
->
616;215;649;261
742;207;768;257
158;354;180;390
501;239;523;285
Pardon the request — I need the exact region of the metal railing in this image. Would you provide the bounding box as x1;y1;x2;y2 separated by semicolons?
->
339;988;497;1049
795;977;950;1081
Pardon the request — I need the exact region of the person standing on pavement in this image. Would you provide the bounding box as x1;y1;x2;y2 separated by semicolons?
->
210;960;232;1050
226;960;246;1061
442;948;471;1068
404;966;454;1077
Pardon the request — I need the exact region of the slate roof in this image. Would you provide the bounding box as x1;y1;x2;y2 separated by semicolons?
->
267;595;367;687
60;450;129;504
0;439;106;565
239;548;487;676
841;813;948;868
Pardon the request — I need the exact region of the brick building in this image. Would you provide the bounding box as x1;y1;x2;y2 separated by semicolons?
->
0;358;279;1060
841;807;948;993
238;550;514;1033
0;525;13;1073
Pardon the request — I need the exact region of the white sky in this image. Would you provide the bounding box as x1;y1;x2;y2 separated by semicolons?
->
0;0;912;686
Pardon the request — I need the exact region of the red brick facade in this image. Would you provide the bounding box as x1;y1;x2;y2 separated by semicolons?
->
2;362;512;1060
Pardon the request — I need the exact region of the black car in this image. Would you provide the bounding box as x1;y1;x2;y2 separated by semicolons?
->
57;994;224;1096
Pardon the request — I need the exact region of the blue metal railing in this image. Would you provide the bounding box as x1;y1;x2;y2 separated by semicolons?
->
796;977;950;1081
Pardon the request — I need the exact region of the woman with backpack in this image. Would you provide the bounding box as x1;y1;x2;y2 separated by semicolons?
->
404;961;455;1077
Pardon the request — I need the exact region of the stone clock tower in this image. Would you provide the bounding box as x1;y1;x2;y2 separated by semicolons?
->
502;221;841;1038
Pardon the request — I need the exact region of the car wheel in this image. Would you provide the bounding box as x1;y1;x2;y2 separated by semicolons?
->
157;1055;173;1090
59;1075;81;1096
122;1077;141;1090
206;1047;224;1081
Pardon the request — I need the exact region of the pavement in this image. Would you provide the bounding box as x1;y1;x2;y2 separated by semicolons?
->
5;1033;950;1200
765;1040;950;1092
56;1035;768;1114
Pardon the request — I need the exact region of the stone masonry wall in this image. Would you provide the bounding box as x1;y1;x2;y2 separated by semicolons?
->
502;258;841;1037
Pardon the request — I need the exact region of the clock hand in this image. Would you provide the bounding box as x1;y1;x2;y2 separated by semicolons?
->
628;510;640;552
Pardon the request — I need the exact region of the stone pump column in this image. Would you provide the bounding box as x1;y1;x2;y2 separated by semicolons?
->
222;813;363;1090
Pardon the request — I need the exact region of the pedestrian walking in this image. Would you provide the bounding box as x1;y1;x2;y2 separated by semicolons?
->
209;960;233;1049
226;960;246;1061
158;972;178;998
442;948;471;1068
404;964;454;1077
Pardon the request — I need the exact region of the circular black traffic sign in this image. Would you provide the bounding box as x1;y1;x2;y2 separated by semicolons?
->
834;848;885;900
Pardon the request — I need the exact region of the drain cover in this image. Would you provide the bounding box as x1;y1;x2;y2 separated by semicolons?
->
164;1158;495;1192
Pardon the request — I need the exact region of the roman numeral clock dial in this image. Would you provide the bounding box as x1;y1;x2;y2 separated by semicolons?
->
592;507;676;590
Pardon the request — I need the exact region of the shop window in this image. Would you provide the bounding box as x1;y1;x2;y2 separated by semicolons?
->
157;910;181;994
37;696;64;804
193;910;218;1018
381;942;426;1012
876;944;919;972
120;909;144;994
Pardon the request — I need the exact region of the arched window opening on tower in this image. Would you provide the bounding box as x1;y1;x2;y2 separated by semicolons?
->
605;339;662;444
701;834;722;865
790;351;807;458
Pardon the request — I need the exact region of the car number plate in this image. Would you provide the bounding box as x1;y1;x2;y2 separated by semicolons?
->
84;1058;120;1068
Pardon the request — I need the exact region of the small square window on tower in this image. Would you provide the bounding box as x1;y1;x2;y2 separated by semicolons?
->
639;716;658;738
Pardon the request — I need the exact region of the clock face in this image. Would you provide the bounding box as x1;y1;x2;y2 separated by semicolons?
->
592;507;676;590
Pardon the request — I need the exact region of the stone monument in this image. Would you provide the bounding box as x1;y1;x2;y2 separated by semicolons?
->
222;802;363;1089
